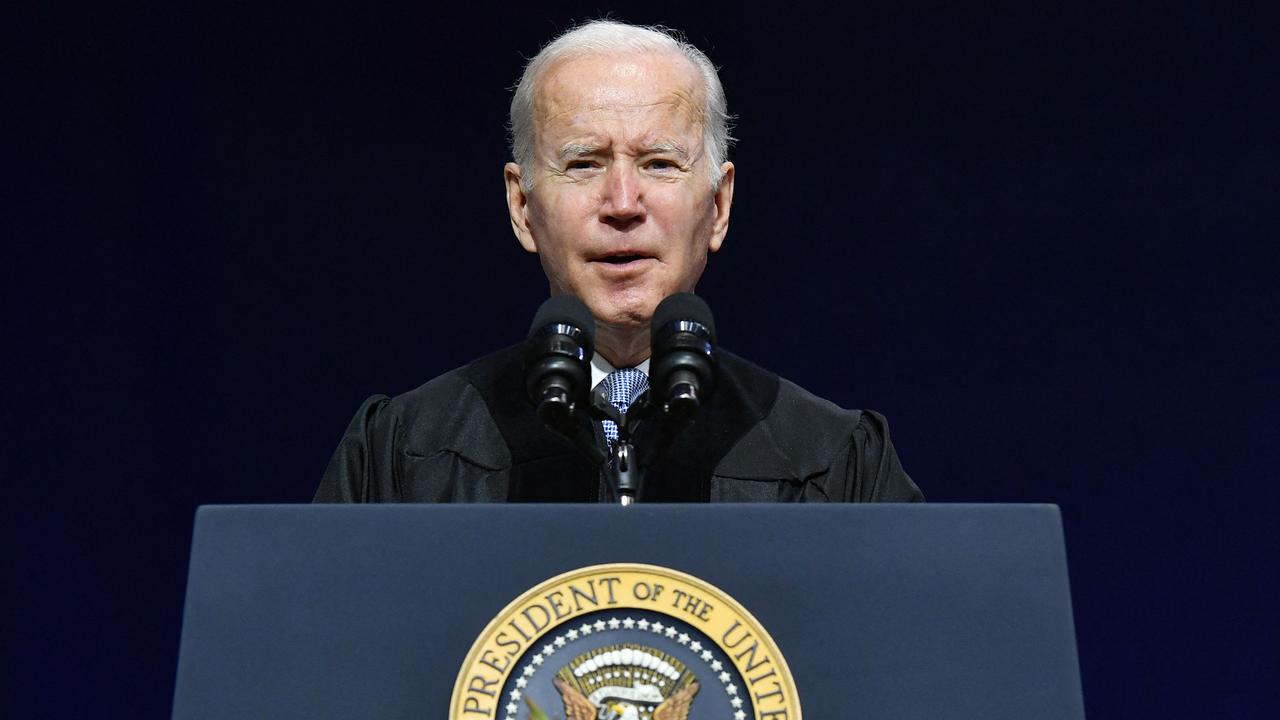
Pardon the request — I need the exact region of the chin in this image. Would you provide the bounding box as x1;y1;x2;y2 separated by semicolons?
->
592;289;665;327
578;284;655;324
593;306;650;330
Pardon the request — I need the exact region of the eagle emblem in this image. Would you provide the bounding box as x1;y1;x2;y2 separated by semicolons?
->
530;644;701;720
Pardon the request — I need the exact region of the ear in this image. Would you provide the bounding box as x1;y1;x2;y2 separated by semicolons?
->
708;162;734;253
505;162;538;253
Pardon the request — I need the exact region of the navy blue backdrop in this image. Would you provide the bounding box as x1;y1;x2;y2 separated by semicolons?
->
9;2;1278;717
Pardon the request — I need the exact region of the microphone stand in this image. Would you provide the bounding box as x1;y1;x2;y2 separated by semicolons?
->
609;440;642;506
592;386;649;506
591;386;708;505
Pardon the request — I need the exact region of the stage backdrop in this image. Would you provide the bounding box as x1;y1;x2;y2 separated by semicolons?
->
9;2;1278;718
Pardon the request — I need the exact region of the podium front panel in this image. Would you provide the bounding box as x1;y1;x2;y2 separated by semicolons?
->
172;504;1083;720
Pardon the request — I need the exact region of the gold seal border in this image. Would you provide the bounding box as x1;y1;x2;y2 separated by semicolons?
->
448;562;802;720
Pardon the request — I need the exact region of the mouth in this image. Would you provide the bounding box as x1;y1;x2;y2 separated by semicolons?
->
591;250;656;268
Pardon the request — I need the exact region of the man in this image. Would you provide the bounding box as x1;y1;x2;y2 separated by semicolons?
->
314;20;921;503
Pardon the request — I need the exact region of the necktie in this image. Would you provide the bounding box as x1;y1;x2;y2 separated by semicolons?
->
600;367;649;447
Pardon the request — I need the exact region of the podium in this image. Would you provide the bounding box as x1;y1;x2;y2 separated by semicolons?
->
172;504;1084;719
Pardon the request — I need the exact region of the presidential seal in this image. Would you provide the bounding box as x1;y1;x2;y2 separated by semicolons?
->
450;564;801;720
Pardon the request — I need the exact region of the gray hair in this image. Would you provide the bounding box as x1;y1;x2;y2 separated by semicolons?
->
509;20;733;190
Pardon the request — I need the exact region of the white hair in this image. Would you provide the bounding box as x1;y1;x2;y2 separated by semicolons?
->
509;20;734;190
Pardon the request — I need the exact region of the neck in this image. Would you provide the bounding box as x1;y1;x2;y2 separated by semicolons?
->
595;323;650;368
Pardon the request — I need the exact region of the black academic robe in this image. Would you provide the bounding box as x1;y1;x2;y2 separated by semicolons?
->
314;345;923;503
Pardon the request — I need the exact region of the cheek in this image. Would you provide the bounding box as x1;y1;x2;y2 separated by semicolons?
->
661;187;715;225
666;196;717;251
547;183;598;213
532;191;596;240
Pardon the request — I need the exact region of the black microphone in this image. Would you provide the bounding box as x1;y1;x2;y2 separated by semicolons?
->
523;295;595;431
649;293;717;423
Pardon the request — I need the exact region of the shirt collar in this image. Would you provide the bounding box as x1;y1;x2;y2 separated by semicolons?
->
590;353;651;390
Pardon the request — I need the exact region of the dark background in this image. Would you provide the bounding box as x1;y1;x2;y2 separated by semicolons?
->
8;1;1278;717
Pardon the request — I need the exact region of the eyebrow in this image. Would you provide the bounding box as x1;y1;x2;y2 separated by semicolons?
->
556;141;693;160
557;143;601;159
639;141;690;159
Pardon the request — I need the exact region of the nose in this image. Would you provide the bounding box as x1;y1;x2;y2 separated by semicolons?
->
599;163;645;229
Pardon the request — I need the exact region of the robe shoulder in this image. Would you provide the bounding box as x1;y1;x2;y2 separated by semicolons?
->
312;363;512;503
711;360;924;502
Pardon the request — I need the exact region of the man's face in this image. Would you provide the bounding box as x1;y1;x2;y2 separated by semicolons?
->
505;51;734;331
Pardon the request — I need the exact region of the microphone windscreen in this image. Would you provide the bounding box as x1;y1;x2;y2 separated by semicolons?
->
529;294;596;346
651;293;716;342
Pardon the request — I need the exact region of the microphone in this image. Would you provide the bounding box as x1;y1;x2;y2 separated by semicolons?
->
649;293;717;423
523;295;595;431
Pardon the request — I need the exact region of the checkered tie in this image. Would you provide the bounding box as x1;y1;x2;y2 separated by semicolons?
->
600;367;649;447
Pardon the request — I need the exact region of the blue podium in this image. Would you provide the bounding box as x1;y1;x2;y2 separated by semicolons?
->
172;504;1084;719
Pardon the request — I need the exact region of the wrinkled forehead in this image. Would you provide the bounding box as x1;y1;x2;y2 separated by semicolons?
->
531;51;706;136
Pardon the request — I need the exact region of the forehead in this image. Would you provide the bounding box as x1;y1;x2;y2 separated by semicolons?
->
532;52;704;143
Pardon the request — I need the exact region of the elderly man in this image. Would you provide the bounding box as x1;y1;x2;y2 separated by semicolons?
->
314;20;921;503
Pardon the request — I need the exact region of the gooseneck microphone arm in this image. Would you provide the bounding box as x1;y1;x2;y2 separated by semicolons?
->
610;439;641;505
589;383;652;505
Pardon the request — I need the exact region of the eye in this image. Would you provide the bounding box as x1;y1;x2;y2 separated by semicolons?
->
648;159;676;170
567;160;595;170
